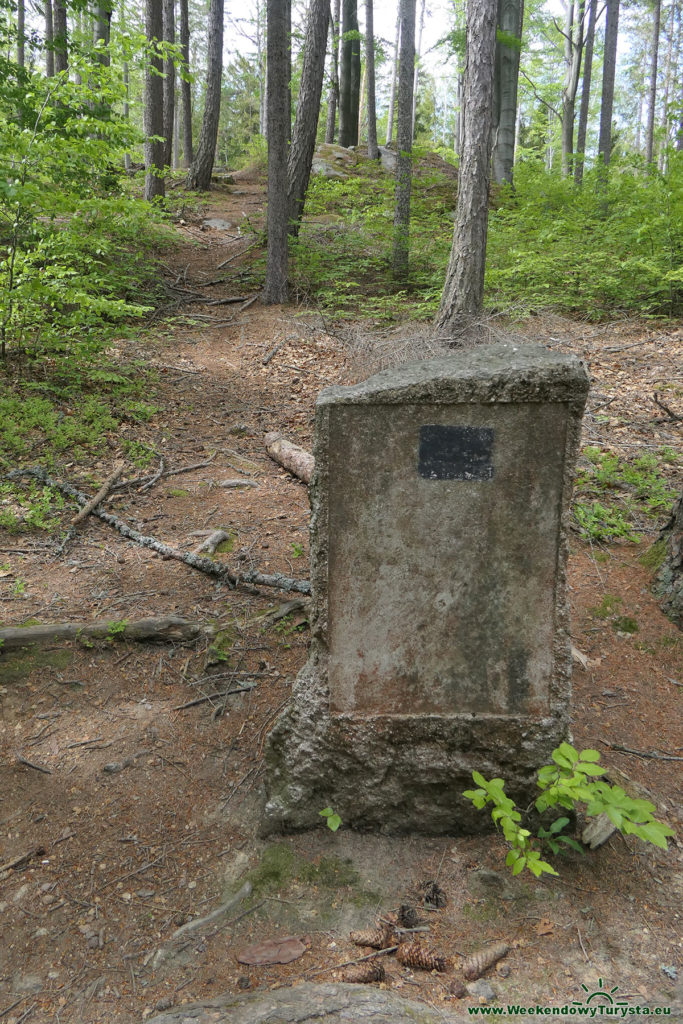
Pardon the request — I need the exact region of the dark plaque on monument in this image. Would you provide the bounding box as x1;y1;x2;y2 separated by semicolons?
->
418;425;494;481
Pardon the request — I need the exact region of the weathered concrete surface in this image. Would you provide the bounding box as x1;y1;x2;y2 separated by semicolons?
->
144;982;471;1023
263;344;589;834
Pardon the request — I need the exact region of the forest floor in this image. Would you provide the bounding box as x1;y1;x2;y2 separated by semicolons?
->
0;172;682;1024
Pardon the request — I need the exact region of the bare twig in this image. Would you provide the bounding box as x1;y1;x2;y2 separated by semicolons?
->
0;847;46;873
606;743;683;762
306;945;399;977
216;241;258;269
15;753;52;774
138;457;166;493
207;295;247;307
72;462;124;524
172;684;256;711
653;393;682;422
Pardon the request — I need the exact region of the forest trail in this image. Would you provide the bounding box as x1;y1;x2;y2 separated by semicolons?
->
0;174;682;1024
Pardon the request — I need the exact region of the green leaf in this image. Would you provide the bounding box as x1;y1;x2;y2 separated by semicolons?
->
549;817;570;834
512;856;526;875
579;749;601;762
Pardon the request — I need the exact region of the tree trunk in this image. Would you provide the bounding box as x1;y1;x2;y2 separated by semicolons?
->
17;0;25;67
411;0;426;137
597;0;620;168
325;0;341;142
364;0;379;158
162;0;175;167
574;0;597;184
339;0;361;146
645;0;662;166
654;488;682;628
434;0;497;337
179;0;192;167
288;0;330;234
660;0;678;155
144;0;166;201
93;0;112;62
392;0;416;279
186;0;224;189
53;0;68;73
386;8;400;144
491;0;524;185
263;0;290;303
45;0;55;77
560;0;584;178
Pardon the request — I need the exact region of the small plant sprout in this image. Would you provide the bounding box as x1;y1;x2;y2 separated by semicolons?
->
464;743;675;878
291;542;304;559
319;807;342;832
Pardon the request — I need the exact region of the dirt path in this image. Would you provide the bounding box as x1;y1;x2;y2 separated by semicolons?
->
0;175;681;1024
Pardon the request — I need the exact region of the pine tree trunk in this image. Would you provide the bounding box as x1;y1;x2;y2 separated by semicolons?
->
435;0;497;337
392;0;416;280
491;0;524;185
53;0;68;73
386;9;400;144
574;0;597;184
45;0;55;77
263;0;290;303
186;0;224;190
365;0;379;158
325;0;341;142
597;0;620;168
179;0;192;167
339;0;360;146
288;0;330;234
655;488;682;628
645;0;661;166
162;0;175;167
144;0;166;200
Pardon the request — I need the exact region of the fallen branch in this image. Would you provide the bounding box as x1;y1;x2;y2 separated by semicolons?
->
172;683;256;711
15;753;52;774
0;846;47;874
264;432;314;484
653;393;682;422
607;743;683;762
72;461;124;524
0;616;205;651
7;467;311;595
306;946;399;978
152;882;253;968
216;241;258;270
262;332;297;366
192;530;232;556
207;295;247;307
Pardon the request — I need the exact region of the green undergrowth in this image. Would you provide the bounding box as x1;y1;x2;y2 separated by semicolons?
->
293;152;683;321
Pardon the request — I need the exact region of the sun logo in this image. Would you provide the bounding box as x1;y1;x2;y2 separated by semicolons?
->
574;978;628;1008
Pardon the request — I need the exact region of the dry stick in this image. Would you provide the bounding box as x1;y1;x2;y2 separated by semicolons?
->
207;295;248;307
0;617;204;650
7;468;310;595
172;684;256;712
607;743;683;762
239;295;258;312
306;945;399;978
138;457;166;493
72;461;124;525
653;393;682;422
0;847;45;873
216;241;258;270
15;752;52;774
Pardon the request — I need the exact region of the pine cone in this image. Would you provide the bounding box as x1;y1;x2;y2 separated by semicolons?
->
462;941;510;981
448;977;467;998
342;961;386;984
397;904;420;928
397;940;449;973
419;880;447;908
349;924;394;949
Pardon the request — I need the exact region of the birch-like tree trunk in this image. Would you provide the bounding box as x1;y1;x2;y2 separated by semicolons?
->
53;1;68;73
339;0;361;145
45;0;55;76
411;0;426;137
597;0;620;168
187;0;224;189
162;0;175;167
288;0;330;233
325;0;341;142
93;0;112;62
645;0;662;165
17;0;25;67
386;9;400;144
574;0;597;183
392;0;417;279
364;0;379;158
179;0;192;166
263;0;290;303
560;0;585;178
144;0;166;201
491;0;524;184
435;0;497;335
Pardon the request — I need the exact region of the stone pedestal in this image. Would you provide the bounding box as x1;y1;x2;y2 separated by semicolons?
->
263;344;589;834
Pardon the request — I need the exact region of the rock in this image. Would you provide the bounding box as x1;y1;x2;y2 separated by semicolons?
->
466;979;497;1003
466;868;509;897
311;143;359;180
378;146;397;173
144;983;472;1023
12;972;43;993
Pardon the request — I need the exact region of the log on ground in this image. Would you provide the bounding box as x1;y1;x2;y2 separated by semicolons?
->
0;616;207;651
264;432;314;484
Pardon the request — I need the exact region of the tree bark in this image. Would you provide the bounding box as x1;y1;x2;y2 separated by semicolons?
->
325;0;341;142
144;0;166;201
574;0;597;184
264;432;314;483
655;488;682;628
179;0;192;166
45;0;55;76
435;0;497;337
162;0;175;167
386;8;400;144
339;0;361;145
53;0;68;73
364;0;379;158
0;617;205;651
491;0;524;184
645;0;662;166
186;0;224;189
263;0;290;303
560;0;584;177
93;0;112;63
17;0;25;67
411;0;426;138
392;0;417;279
597;0;620;168
288;0;330;234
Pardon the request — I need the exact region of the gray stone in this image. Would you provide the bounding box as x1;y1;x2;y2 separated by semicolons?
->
263;344;589;835
13;972;43;993
144;982;471;1023
466;979;497;1003
378;145;397;173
